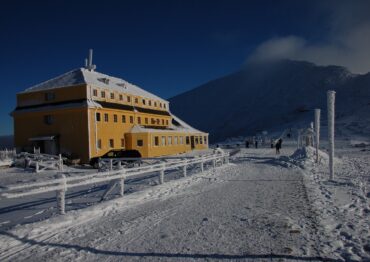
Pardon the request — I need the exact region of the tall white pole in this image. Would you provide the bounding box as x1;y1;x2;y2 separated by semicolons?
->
327;91;335;180
315;109;321;163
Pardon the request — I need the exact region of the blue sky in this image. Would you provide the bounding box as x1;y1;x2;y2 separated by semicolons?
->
2;0;368;136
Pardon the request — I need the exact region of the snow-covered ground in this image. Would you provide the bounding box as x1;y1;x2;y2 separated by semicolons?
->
0;140;369;261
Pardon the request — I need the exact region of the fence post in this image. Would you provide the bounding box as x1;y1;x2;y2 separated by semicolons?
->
212;158;216;169
200;158;204;173
57;174;67;215
35;162;40;173
119;172;125;197
183;162;187;177
159;163;165;184
327;91;335;181
118;160;122;169
58;154;64;171
315;109;321;163
109;159;113;171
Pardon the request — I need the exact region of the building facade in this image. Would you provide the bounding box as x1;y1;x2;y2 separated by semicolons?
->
12;56;208;163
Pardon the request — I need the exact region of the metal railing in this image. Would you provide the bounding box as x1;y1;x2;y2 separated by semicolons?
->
0;148;16;162
0;152;229;215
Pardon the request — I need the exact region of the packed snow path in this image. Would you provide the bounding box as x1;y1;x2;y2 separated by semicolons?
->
1;149;340;261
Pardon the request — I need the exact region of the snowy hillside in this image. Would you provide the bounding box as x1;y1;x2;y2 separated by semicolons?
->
169;60;370;142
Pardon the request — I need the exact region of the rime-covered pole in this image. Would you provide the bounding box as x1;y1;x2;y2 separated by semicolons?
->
315;109;321;163
327;91;335;180
57;174;67;215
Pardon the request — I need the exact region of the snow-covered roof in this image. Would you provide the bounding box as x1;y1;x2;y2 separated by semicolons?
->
21;68;167;102
129;114;207;135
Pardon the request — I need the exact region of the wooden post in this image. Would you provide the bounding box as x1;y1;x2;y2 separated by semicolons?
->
35;162;40;173
58;154;64;171
159;164;165;184
327;91;335;180
119;177;124;197
57;174;67;215
315;109;321;163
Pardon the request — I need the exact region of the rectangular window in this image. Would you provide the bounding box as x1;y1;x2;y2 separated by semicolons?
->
156;119;160;125
135;98;138;103
114;114;117;123
142;99;146;105
101;91;106;98
159;103;162;108
145;118;148;124
109;139;114;148
96;112;101;122
200;136;203;144
45;92;55;101
164;104;167;109
166;120;169;125
180;136;183;144
104;113;109;122
93;89;98;96
44;115;54;125
174;136;178;145
204;136;207;144
168;136;172;145
119;94;123;101
122;115;126;123
154;136;159;146
110;93;115;99
121;138;125;148
127;96;131;102
186;136;190;145
162;136;166;146
162;119;165;125
97;139;102;149
149;100;152;106
137;117;141;124
154;102;157;107
137;139;143;147
151;118;155;125
130;116;134;123
195;137;199;144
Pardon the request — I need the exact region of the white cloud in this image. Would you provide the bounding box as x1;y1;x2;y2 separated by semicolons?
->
248;1;370;74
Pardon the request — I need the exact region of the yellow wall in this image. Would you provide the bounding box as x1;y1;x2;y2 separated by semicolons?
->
17;85;87;107
13;107;90;162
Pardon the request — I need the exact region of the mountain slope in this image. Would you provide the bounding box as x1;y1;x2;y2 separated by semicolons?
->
169;60;370;142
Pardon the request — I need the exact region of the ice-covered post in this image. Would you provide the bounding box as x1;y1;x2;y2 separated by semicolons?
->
200;157;204;173
57;174;67;215
315;109;321;163
109;159;113;171
117;160;122;169
182;161;187;177
212;158;216;169
159;163;165;184
119;172;125;197
327;91;335;180
35;162;40;173
58;154;64;171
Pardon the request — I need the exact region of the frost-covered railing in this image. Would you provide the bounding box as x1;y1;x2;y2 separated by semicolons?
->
0;148;16;161
17;152;64;173
0;152;229;215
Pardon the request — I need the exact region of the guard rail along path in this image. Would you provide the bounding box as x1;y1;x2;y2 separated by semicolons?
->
0;152;229;215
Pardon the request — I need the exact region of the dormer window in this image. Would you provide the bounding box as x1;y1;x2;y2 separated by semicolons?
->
98;78;110;85
117;83;127;89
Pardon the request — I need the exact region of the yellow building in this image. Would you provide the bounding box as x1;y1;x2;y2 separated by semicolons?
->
12;51;208;163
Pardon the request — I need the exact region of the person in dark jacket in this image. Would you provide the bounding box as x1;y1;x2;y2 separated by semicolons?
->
255;140;258;148
245;140;249;148
275;138;283;154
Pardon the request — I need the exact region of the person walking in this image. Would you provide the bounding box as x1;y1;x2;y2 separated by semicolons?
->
275;138;283;154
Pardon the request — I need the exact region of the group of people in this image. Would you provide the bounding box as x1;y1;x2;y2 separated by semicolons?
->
245;137;283;154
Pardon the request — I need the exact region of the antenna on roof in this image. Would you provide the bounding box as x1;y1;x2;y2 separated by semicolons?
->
85;49;96;71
